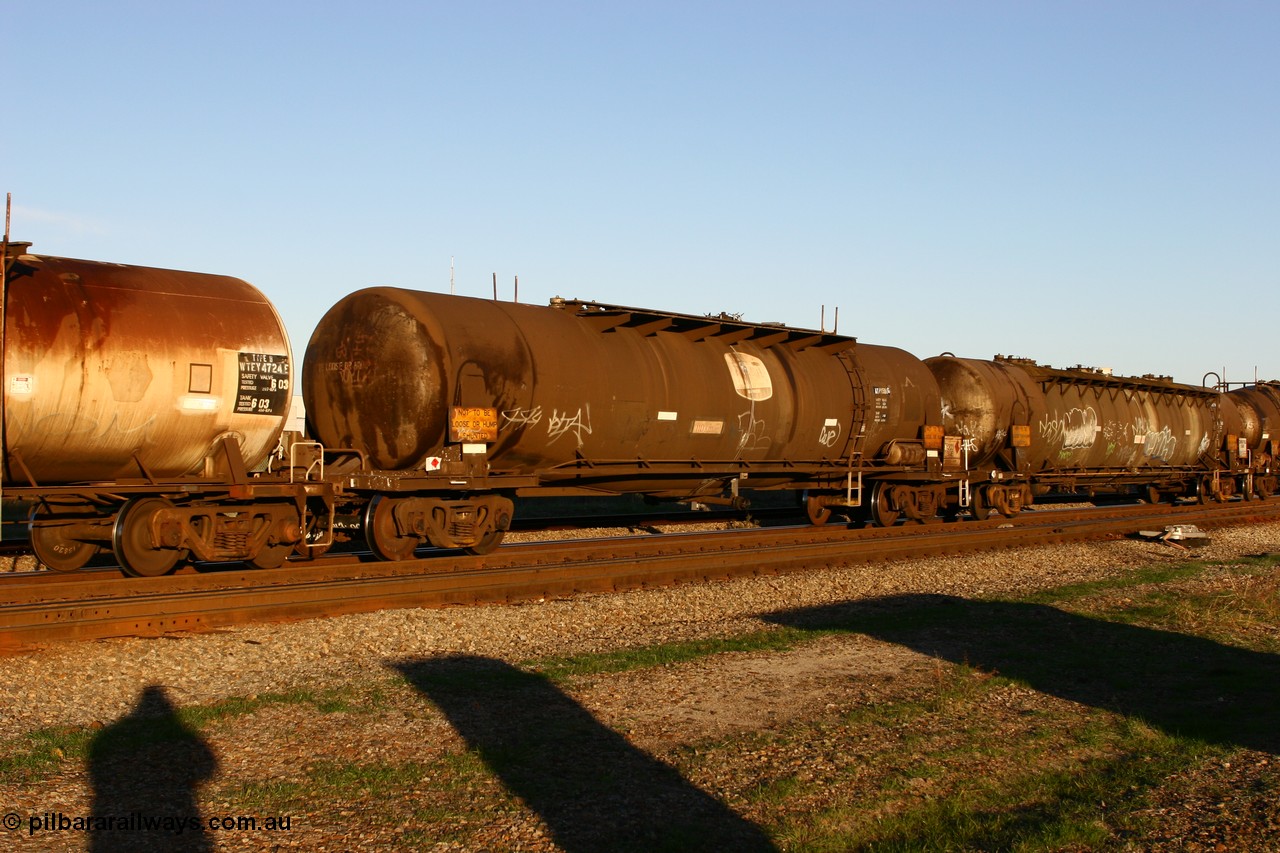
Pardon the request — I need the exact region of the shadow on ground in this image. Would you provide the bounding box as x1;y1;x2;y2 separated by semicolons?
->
766;594;1280;755
88;685;218;852
394;655;776;853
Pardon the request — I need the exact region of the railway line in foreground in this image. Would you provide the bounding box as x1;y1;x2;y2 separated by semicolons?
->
4;499;1279;654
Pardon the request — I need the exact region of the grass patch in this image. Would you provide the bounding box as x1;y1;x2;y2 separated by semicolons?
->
1109;571;1280;651
799;737;1209;852
1022;551;1280;607
0;685;379;785
219;751;517;847
366;551;1279;850
1018;559;1216;605
664;664;1221;852
524;627;820;681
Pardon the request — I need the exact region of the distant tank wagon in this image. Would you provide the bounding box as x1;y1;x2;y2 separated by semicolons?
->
926;355;1240;514
1223;382;1280;498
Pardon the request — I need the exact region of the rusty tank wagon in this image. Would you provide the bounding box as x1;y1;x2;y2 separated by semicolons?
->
1224;382;1280;499
923;355;1264;516
302;289;946;558
3;243;329;576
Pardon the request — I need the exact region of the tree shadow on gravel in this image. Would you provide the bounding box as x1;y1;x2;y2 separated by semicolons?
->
394;655;777;853
88;685;218;852
765;594;1280;755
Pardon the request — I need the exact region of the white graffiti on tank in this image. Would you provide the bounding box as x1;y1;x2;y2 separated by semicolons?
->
548;406;592;445
501;406;543;428
1040;407;1099;451
1139;421;1178;461
818;422;841;448
1102;422;1139;465
736;409;771;453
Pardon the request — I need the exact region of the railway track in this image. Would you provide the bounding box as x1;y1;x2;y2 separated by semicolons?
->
3;500;1279;654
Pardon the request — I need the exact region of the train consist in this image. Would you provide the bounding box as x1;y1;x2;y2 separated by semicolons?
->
4;243;1278;575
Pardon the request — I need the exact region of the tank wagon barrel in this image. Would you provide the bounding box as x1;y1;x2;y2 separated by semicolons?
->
4;246;292;483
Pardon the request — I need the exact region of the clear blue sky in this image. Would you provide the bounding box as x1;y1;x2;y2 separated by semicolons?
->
5;1;1277;386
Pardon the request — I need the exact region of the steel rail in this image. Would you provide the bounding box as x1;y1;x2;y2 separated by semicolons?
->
3;500;1279;653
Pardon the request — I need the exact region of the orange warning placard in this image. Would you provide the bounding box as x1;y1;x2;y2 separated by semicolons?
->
450;407;499;442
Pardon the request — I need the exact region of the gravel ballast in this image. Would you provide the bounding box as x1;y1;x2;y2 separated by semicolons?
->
2;521;1276;740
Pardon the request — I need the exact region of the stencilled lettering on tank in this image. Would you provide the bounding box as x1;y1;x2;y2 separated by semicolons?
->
873;391;890;424
327;331;375;385
324;360;374;385
236;353;291;415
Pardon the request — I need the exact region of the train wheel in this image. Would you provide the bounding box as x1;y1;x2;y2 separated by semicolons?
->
464;528;505;556
249;541;294;570
805;495;833;526
871;483;900;527
463;500;513;556
29;503;100;572
364;496;419;562
113;498;185;577
1197;477;1218;505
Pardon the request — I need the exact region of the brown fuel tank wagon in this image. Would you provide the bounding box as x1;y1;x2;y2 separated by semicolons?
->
2;244;323;576
302;289;947;555
925;354;1260;514
1223;382;1280;499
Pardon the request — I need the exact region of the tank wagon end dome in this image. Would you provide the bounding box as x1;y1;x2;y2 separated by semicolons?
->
302;287;452;470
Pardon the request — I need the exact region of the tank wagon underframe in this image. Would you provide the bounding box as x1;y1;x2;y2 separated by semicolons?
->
11;435;335;575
